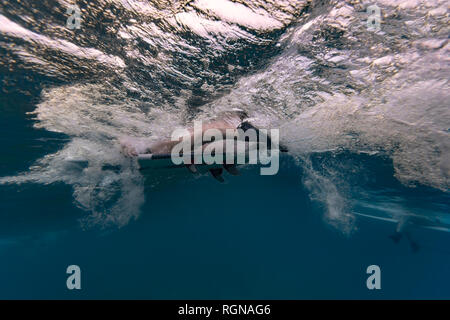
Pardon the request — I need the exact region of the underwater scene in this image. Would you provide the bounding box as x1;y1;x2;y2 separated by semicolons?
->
0;0;449;299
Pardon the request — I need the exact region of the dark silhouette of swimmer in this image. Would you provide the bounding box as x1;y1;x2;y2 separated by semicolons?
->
389;214;446;253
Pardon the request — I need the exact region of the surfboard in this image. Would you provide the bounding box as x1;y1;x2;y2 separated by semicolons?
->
137;153;221;173
66;140;281;183
137;140;269;171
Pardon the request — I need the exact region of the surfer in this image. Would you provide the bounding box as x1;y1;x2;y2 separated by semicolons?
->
121;109;249;157
389;214;446;252
121;109;287;157
356;211;450;253
120;110;288;181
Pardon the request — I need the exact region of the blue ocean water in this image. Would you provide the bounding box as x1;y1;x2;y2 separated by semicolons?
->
0;0;449;299
1;96;449;299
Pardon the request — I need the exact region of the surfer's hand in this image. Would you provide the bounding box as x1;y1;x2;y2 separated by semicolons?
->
122;145;138;157
120;140;139;157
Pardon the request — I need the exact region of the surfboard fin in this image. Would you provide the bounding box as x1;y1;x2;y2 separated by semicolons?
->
186;164;197;174
223;164;240;176
209;168;225;182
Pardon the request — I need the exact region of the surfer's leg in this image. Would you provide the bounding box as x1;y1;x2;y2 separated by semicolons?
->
389;232;402;243
405;232;420;253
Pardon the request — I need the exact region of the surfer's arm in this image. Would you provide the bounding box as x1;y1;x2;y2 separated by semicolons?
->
120;138;153;157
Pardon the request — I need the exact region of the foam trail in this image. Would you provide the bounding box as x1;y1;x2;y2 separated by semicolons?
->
296;156;355;234
0;138;145;228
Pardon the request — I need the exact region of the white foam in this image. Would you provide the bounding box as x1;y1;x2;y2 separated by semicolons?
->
0;15;126;68
192;0;284;31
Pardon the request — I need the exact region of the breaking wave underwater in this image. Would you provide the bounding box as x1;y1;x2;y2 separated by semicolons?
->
0;0;449;231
